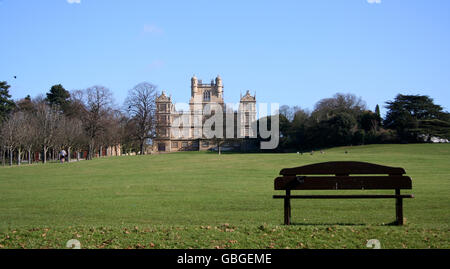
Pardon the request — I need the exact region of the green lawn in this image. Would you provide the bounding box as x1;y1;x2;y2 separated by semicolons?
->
0;144;449;249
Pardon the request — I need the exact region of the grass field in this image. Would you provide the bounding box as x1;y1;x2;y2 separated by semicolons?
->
0;144;449;249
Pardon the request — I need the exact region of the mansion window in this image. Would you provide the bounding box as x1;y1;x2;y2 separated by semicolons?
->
182;142;188;147
159;115;169;125
244;128;250;137
203;91;211;101
172;142;178;148
159;128;169;137
158;104;167;112
202;141;209;147
194;128;201;138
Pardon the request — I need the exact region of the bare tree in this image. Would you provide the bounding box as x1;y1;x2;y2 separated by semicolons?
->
0;120;5;166
312;93;367;121
14;100;39;164
0;122;5;166
113;111;125;156
62;117;83;162
117;113;139;155
83;85;114;160
34;102;61;163
279;105;303;122
22;111;38;164
66;89;89;160
66;89;87;119
96;110;118;157
125;82;157;155
14;112;29;166
0;112;22;165
73;130;88;161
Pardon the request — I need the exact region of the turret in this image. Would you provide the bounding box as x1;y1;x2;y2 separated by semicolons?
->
216;75;223;97
191;75;198;97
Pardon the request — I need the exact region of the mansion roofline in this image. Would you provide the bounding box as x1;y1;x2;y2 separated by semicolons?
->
154;76;257;153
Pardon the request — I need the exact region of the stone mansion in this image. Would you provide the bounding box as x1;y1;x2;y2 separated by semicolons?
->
153;75;257;152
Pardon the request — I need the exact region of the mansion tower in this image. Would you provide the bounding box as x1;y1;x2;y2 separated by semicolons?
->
154;75;256;152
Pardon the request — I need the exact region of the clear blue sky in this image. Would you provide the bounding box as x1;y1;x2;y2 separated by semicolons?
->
1;0;449;116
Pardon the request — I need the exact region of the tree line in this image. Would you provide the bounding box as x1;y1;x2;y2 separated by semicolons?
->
265;93;450;152
2;79;449;165
0;81;157;166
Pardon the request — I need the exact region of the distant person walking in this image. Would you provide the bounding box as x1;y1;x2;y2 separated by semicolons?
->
60;149;67;163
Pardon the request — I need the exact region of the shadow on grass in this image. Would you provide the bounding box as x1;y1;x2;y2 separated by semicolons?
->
284;221;404;227
383;220;404;226
204;151;260;155
286;222;367;226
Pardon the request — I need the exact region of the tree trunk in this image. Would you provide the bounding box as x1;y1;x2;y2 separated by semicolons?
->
17;148;22;166
67;147;71;163
76;151;80;161
140;141;145;155
28;149;32;164
43;146;47;164
9;149;13;166
1;148;5;166
88;142;94;160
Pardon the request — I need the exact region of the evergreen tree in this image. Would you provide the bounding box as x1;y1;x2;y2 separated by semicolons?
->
0;81;16;122
46;84;71;112
375;104;381;117
384;94;450;141
375;104;382;126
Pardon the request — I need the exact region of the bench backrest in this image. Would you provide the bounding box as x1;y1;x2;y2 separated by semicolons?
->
275;161;412;190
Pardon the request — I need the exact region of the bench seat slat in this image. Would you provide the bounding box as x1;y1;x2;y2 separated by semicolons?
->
280;161;405;176
274;176;412;190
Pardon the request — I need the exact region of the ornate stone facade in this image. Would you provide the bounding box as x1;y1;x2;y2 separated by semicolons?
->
153;75;256;152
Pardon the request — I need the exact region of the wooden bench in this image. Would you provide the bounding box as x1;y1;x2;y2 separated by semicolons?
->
273;161;414;225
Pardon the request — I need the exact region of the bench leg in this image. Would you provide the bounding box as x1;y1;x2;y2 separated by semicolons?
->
395;189;404;225
284;190;291;225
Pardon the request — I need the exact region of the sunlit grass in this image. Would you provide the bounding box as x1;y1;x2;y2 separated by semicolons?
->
0;144;449;248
